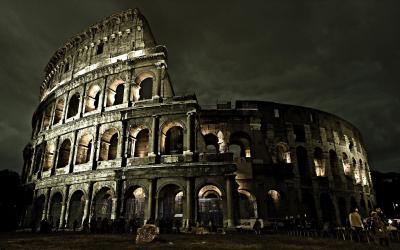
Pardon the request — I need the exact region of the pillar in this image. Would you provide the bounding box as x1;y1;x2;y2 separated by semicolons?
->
154;62;165;98
184;178;193;228
225;176;234;228
59;185;70;229
148;115;158;157
146;178;156;223
184;111;195;155
42;187;51;220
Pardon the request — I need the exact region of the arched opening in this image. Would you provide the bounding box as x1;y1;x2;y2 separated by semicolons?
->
163;126;184;155
238;190;257;219
42;104;53;130
93;187;113;221
320;193;335;225
301;190;317;222
276;143;291;164
329;150;339;178
296;146;311;184
114;84;124;105
33;146;43;174
124;187;146;226
338;197;348;226
353;158;361;183
42;143;55;172
32;195;45;230
204;133;219;153
313;147;326;177
198;185;223;228
157;184;184;230
67;93;80;119
84;84;101;113
68;190;85;229
53;99;65;125
48;193;62;229
99;128;119;161
139;77;153;100
75;134;93;165
229;131;251;158
342;153;351;175
106;80;125;107
134;129;149;157
266;190;281;219
56;139;71;169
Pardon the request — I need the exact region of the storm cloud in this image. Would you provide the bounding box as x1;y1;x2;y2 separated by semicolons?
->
0;0;399;173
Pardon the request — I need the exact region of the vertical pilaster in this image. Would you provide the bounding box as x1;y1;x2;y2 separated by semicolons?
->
59;185;69;229
184;178;193;228
225;176;234;228
146;178;156;223
149;115;159;157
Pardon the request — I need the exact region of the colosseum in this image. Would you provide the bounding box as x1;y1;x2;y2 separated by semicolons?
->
20;9;375;232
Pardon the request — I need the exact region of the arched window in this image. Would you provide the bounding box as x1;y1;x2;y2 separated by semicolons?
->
229;131;251;158
53;99;65;125
139;78;153;100
276;143;291;164
238;190;257;219
93;187;113;220
99;128;119;161
75;134;92;164
85;84;101;113
57;139;71;168
106;80;125;107
67;93;80;118
313;147;325;177
49;193;62;228
33;146;43;174
134;129;149;157
204;133;219;153
157;184;184;226
342;153;351;175
198;185;223;228
114;84;124;105
42;104;53;130
42;143;55;171
296;146;310;183
68;191;85;229
164;126;183;155
125;187;146;226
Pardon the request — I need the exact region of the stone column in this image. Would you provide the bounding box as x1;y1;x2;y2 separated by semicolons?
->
225;176;234;228
148;115;159;157
42;187;51;220
62;92;70;124
86;182;94;223
69;131;78;173
146;178;156;223
59;185;70;229
154;62;165;98
184;178;193;229
184;111;195;155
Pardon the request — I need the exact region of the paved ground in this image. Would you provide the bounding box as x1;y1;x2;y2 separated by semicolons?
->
0;232;398;249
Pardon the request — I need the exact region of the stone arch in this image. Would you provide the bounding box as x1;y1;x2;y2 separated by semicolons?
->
320;193;335;224
313;147;326;177
134;129;149;157
342;153;351;175
266;189;283;219
53;98;65;125
204;133;219;153
197;184;224;228
276;142;291;164
48;192;63;228
33;146;43;174
106;79;125;107
296;146;311;183
238;189;258;219
133;71;155;101
66;92;80;119
124;185;147;226
92;187;114;220
160;121;185;155
56;139;71;169
42;103;54;130
75;133;93;164
157;184;184;229
99;128;119;161
228;131;252;158
85;83;101;112
32;194;45;230
42;142;56;172
68;190;85;229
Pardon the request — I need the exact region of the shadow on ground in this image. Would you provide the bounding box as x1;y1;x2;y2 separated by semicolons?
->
0;232;398;249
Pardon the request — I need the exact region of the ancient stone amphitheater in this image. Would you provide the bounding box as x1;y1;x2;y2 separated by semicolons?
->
21;9;375;231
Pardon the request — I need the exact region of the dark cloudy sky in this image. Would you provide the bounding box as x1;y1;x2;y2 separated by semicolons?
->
0;0;399;173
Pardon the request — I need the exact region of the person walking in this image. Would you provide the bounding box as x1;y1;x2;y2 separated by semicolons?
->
349;208;363;242
371;211;390;247
253;218;262;235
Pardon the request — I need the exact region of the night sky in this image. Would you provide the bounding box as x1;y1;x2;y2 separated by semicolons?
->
0;1;399;173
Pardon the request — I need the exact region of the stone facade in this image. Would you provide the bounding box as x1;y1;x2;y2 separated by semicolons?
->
21;9;375;231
